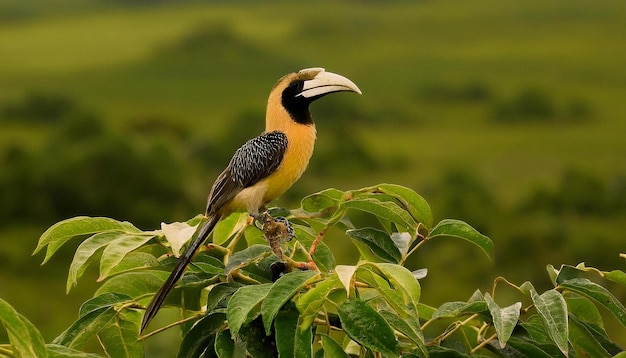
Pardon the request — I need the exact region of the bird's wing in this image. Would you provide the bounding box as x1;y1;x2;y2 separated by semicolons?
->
206;130;288;214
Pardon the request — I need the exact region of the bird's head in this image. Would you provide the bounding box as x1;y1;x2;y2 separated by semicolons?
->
267;67;362;126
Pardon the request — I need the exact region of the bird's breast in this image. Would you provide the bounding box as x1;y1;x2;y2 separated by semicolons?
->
262;124;316;201
227;124;316;214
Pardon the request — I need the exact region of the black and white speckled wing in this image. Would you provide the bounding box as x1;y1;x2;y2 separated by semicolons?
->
206;131;288;214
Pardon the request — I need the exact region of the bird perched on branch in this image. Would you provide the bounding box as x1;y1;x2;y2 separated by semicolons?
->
141;67;361;332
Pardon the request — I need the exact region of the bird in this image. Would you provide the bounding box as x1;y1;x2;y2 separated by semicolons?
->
140;67;361;332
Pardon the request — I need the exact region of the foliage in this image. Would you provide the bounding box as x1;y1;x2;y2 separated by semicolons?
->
1;184;624;357
415;80;492;103
519;169;626;217
492;87;592;123
0;91;377;229
0;92;194;228
0;91;76;124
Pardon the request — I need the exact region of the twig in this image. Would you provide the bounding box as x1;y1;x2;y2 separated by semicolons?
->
139;314;203;340
427;313;479;345
308;225;329;257
0;345;14;356
223;219;250;263
404;236;427;261
471;333;498;354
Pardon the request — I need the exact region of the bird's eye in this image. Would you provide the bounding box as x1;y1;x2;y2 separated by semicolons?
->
288;81;303;93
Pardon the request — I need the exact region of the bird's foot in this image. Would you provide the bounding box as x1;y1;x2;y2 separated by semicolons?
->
260;212;295;243
256;211;319;275
262;213;293;260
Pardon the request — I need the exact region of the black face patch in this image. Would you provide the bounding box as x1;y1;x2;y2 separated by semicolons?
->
281;79;314;125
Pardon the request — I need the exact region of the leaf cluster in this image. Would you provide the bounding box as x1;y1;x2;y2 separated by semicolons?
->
1;184;625;357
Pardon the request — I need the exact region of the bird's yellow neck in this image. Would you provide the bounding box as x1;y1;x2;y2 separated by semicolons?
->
261;97;317;201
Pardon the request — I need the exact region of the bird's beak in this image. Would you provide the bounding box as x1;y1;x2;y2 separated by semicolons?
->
297;68;362;99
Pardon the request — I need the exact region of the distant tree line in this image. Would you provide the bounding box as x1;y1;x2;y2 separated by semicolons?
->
0;91;379;229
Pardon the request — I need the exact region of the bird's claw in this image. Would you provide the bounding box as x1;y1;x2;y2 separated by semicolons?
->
259;212;294;242
259;212;295;260
269;216;295;242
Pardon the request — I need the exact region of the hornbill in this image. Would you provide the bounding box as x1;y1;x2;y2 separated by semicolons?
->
141;67;361;332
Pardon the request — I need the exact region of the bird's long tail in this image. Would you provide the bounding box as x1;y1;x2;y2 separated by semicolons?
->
141;214;221;332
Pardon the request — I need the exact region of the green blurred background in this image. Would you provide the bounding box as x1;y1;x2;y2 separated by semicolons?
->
1;0;625;352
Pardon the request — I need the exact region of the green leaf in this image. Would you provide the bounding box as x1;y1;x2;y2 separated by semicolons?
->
97;310;142;358
105;252;160;278
559;278;626;327
46;344;104;358
569;315;622;357
67;231;122;293
205;282;242;312
425;346;472;357
520;315;565;349
178;274;224;312
227;283;272;337
564;293;604;327
604;269;626;286
361;269;414;319
515;281;536;296
301;188;344;213
98;233;155;281
484;293;521;348
292;224;336;272
319;334;350;358
341;198;418;233
178;312;227;358
275;303;312;358
375;184;433;229
134;243;168;259
261;270;318;334
530;289;568;356
97;269;213;312
0;298;47;358
191;254;225;274
568;316;610;357
375;263;421;312
96;270;171;300
224;244;271;275
53;306;116;348
338;299;399;357
555;264;587;284
57;297;139;354
79;293;133;318
214;329;239;358
350;240;385;264
213;212;248;246
244;224;266;246
431;301;489;320
506;337;554;358
555;263;626;287
35;216;140;264
428;219;493;260
296;274;344;330
417;303;437;321
546;264;560;286
346;228;401;263
379;310;427;356
238;318;277;358
359;263;421;317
